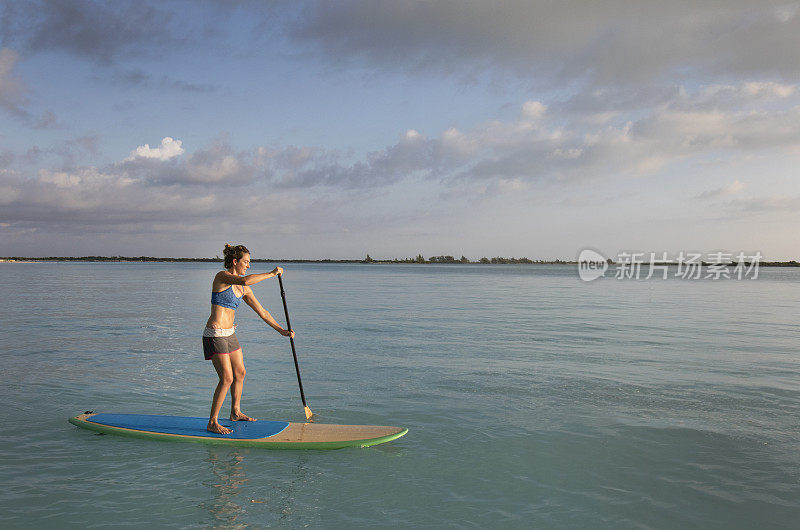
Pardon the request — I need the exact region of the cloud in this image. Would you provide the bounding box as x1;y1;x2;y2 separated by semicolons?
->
728;194;800;214
106;68;219;93
265;83;800;189
0;149;14;168
33;110;59;129
5;2;800;94
0;183;21;206
0;47;63;126
279;1;800;87
125;137;184;161
179;138;253;184
269;128;441;188
120;136;261;186
0;48;27;116
696;180;746;200
2;81;799;242
522;101;547;120
1;134;101;169
0;165;218;228
0;0;183;65
0;151;348;254
70;135;100;157
95;82;796;198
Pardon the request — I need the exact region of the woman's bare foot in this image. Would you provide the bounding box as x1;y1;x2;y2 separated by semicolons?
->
207;420;232;434
230;411;257;421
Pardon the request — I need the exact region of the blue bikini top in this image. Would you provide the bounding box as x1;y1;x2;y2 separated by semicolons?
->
211;286;243;310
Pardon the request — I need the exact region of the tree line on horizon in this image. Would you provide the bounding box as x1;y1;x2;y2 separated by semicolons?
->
364;254;570;264
4;255;798;266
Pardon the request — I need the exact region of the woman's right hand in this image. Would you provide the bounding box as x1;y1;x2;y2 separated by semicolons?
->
272;266;284;276
280;329;295;338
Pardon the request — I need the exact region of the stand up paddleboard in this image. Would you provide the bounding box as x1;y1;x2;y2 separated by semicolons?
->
69;412;407;449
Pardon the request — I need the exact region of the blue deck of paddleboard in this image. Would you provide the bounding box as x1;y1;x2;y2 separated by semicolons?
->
88;413;289;439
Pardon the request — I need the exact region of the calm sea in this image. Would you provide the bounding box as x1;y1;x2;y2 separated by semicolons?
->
1;262;798;528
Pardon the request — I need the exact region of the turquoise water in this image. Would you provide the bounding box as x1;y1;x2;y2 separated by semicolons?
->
1;262;799;527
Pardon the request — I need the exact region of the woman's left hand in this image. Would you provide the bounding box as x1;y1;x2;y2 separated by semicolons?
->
281;329;295;338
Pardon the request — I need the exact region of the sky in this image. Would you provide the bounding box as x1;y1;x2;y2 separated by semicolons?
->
1;0;799;260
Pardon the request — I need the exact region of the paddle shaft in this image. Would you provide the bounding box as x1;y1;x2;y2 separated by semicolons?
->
277;274;308;408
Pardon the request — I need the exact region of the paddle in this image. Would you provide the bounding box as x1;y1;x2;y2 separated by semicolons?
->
277;273;314;421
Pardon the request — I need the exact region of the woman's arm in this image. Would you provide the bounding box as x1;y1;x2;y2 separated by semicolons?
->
242;288;295;337
215;267;283;286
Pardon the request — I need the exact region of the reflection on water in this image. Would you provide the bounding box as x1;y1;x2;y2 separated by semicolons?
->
200;448;320;527
200;450;248;528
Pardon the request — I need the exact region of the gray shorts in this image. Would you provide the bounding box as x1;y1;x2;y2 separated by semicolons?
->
202;332;241;360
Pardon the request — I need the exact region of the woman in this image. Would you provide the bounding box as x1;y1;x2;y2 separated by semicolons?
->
203;244;294;435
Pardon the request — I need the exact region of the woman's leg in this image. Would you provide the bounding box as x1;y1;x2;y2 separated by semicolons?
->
208;353;234;434
229;348;256;421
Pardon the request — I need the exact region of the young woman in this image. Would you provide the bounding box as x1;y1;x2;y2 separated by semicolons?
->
203;244;294;435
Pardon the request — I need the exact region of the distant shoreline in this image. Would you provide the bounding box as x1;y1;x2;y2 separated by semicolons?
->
0;256;571;264
1;256;798;267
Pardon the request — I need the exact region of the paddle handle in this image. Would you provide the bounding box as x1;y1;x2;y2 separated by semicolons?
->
277;274;309;409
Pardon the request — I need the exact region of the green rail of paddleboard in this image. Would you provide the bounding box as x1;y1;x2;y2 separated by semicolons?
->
69;415;408;450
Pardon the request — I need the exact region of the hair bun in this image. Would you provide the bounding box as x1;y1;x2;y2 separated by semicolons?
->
222;243;250;268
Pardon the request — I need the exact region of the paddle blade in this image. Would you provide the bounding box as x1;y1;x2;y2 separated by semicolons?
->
304;405;314;421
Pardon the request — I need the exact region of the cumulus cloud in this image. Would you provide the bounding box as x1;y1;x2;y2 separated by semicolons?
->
2;81;800;243
0;174;22;205
120;136;262;186
107;81;794;196
0;148;342;255
0;165;218;228
264;83;800;189
741;81;795;99
126;137;184;161
180;138;253;184
522;101;547;120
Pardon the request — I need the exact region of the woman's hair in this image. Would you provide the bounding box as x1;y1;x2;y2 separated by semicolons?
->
223;243;250;269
